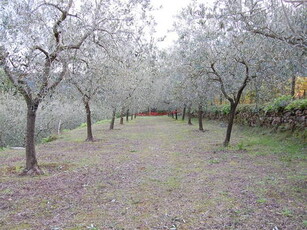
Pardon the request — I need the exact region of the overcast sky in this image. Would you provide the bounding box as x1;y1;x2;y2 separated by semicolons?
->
151;0;213;49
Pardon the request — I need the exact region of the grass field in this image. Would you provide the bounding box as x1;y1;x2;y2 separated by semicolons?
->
0;116;306;230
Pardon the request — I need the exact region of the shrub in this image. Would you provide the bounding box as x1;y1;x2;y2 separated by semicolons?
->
205;104;230;114
264;95;293;113
41;134;58;143
285;99;307;111
205;105;219;113
221;104;231;114
78;122;87;128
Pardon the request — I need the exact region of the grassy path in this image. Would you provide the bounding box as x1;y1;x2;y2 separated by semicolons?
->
0;116;306;230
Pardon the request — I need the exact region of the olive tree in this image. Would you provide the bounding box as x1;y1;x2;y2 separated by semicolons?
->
172;1;270;146
0;0;147;175
215;0;306;97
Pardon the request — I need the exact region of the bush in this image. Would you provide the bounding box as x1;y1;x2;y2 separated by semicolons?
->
205;105;219;113
285;99;307;111
264;95;293;113
221;104;231;114
205;104;230;114
205;96;306;115
78;122;87;128
41;134;58;143
237;104;256;113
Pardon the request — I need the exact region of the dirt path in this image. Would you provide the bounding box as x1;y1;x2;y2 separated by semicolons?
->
0;117;306;230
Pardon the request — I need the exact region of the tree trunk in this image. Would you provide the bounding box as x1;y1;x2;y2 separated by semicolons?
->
224;103;237;147
188;106;192;125
198;105;204;131
120;107;124;125
85;101;94;142
21;102;43;175
175;109;178;120
182;106;186;120
134;113;137;119
220;93;223;105
171;112;174;119
126;109;129;122
291;75;296;98
0;133;3;149
131;113;133;120
110;108;116;130
57;120;62;135
255;84;259;110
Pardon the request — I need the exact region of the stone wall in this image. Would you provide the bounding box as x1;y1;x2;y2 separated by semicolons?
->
204;108;306;132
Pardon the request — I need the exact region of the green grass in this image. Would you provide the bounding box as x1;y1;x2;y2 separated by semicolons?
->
256;198;267;204
0;146;7;152
163;176;181;191
41;134;58;143
208;158;220;164
237;141;246;151
95;119;110;125
235;127;306;161
78;122;87;128
281;209;293;217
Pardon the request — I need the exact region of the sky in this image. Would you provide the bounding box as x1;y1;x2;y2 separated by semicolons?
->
151;0;213;49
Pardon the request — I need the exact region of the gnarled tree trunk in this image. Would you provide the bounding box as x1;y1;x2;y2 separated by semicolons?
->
182;106;186;121
21;101;43;175
198;104;204;131
188;105;193;125
84;101;94;141
291;75;296;97
57;120;62;135
224;102;238;147
126;109;129;122
120;107;124;125
110;108;116;130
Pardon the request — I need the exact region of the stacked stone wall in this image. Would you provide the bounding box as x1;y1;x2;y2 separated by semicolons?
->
204;108;306;132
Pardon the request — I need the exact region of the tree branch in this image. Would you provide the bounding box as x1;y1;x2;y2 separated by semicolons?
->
3;66;32;103
58;31;92;51
51;0;73;45
32;46;50;59
235;60;250;104
248;28;307;51
47;60;67;92
209;62;234;103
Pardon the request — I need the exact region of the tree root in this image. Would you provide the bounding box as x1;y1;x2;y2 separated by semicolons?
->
19;165;44;176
